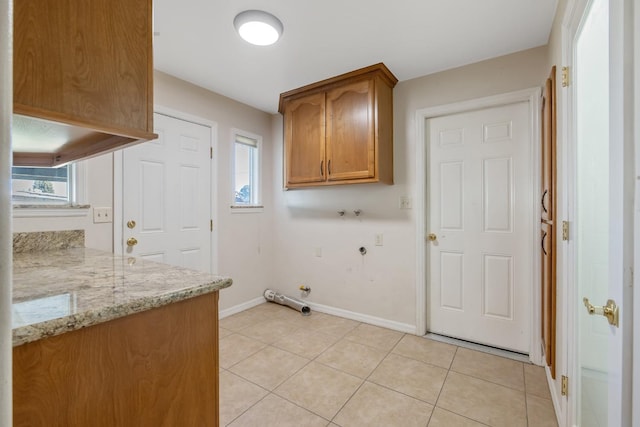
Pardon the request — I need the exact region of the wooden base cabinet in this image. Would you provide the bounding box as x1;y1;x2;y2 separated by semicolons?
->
280;63;397;189
13;292;220;427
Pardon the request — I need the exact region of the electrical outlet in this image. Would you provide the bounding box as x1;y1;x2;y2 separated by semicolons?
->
399;196;412;209
93;207;112;224
375;233;383;246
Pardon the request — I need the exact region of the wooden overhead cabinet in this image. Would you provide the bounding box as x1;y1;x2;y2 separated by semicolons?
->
12;0;157;166
279;63;397;189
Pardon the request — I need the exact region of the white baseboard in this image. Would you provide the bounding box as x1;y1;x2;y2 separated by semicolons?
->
307;302;417;334
219;296;417;335
219;296;265;319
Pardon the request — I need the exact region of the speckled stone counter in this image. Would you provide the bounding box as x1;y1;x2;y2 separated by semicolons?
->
12;247;232;347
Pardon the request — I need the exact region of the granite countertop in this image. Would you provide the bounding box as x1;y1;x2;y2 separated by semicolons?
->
12;247;232;347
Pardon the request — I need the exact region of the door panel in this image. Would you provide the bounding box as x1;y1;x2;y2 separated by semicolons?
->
483;157;513;232
428;101;532;353
122;113;212;273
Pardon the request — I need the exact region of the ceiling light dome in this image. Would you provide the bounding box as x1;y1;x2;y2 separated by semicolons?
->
234;10;283;46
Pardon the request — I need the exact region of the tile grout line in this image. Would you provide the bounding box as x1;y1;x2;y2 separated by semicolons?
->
428;345;458;424
523;362;531;426
326;331;406;425
222;306;552;426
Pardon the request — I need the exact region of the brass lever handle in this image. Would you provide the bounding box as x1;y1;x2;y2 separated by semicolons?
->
127;237;138;247
583;297;619;327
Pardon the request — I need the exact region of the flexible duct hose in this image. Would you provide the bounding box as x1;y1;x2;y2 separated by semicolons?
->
264;289;311;316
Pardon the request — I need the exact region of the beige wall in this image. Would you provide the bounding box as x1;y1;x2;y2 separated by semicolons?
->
154;71;275;311
270;46;549;328
12;47;551;330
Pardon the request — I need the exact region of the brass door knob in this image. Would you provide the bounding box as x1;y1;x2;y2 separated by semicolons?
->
427;233;437;241
583;297;619;327
127;220;136;229
126;237;138;247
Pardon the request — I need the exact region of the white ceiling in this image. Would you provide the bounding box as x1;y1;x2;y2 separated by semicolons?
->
153;0;558;114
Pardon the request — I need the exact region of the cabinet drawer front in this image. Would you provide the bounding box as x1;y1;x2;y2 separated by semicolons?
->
326;80;375;181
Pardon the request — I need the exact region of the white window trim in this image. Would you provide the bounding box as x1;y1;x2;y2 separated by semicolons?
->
230;128;263;213
12;162;90;218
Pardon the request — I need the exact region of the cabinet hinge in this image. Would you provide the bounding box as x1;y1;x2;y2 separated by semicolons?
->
561;375;569;396
210;219;213;232
562;66;570;87
562;221;569;241
210;147;213;159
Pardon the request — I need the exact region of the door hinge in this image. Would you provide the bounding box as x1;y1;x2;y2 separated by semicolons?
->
210;147;213;159
210;219;213;232
561;375;569;396
562;66;570;87
562;221;569;241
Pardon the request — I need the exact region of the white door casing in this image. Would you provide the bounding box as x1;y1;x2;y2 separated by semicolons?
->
427;101;532;353
415;88;541;364
117;112;214;273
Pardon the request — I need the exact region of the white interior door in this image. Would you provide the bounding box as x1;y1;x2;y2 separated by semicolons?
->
569;0;630;424
427;102;532;353
122;113;212;272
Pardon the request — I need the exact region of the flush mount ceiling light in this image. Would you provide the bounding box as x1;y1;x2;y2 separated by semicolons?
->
234;10;283;46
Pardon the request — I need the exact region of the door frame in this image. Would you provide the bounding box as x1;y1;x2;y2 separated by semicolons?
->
562;0;635;424
414;87;542;365
113;105;219;273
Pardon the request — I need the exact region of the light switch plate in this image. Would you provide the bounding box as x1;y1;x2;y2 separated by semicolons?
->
399;196;412;209
93;207;112;223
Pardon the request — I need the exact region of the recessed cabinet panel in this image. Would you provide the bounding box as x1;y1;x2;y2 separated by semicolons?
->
326;80;375;181
280;63;397;189
285;93;326;184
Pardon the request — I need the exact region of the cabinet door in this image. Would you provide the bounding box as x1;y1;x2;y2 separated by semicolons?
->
541;221;556;377
284;93;326;185
541;68;556;221
326;79;375;181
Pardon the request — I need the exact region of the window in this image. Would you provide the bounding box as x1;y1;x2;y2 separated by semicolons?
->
232;130;262;209
11;162;86;212
12;165;73;204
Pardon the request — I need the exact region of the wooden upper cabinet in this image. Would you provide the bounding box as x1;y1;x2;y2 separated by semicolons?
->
279;63;397;189
12;0;156;167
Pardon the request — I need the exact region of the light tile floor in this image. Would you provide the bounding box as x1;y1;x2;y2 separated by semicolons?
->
219;303;558;427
